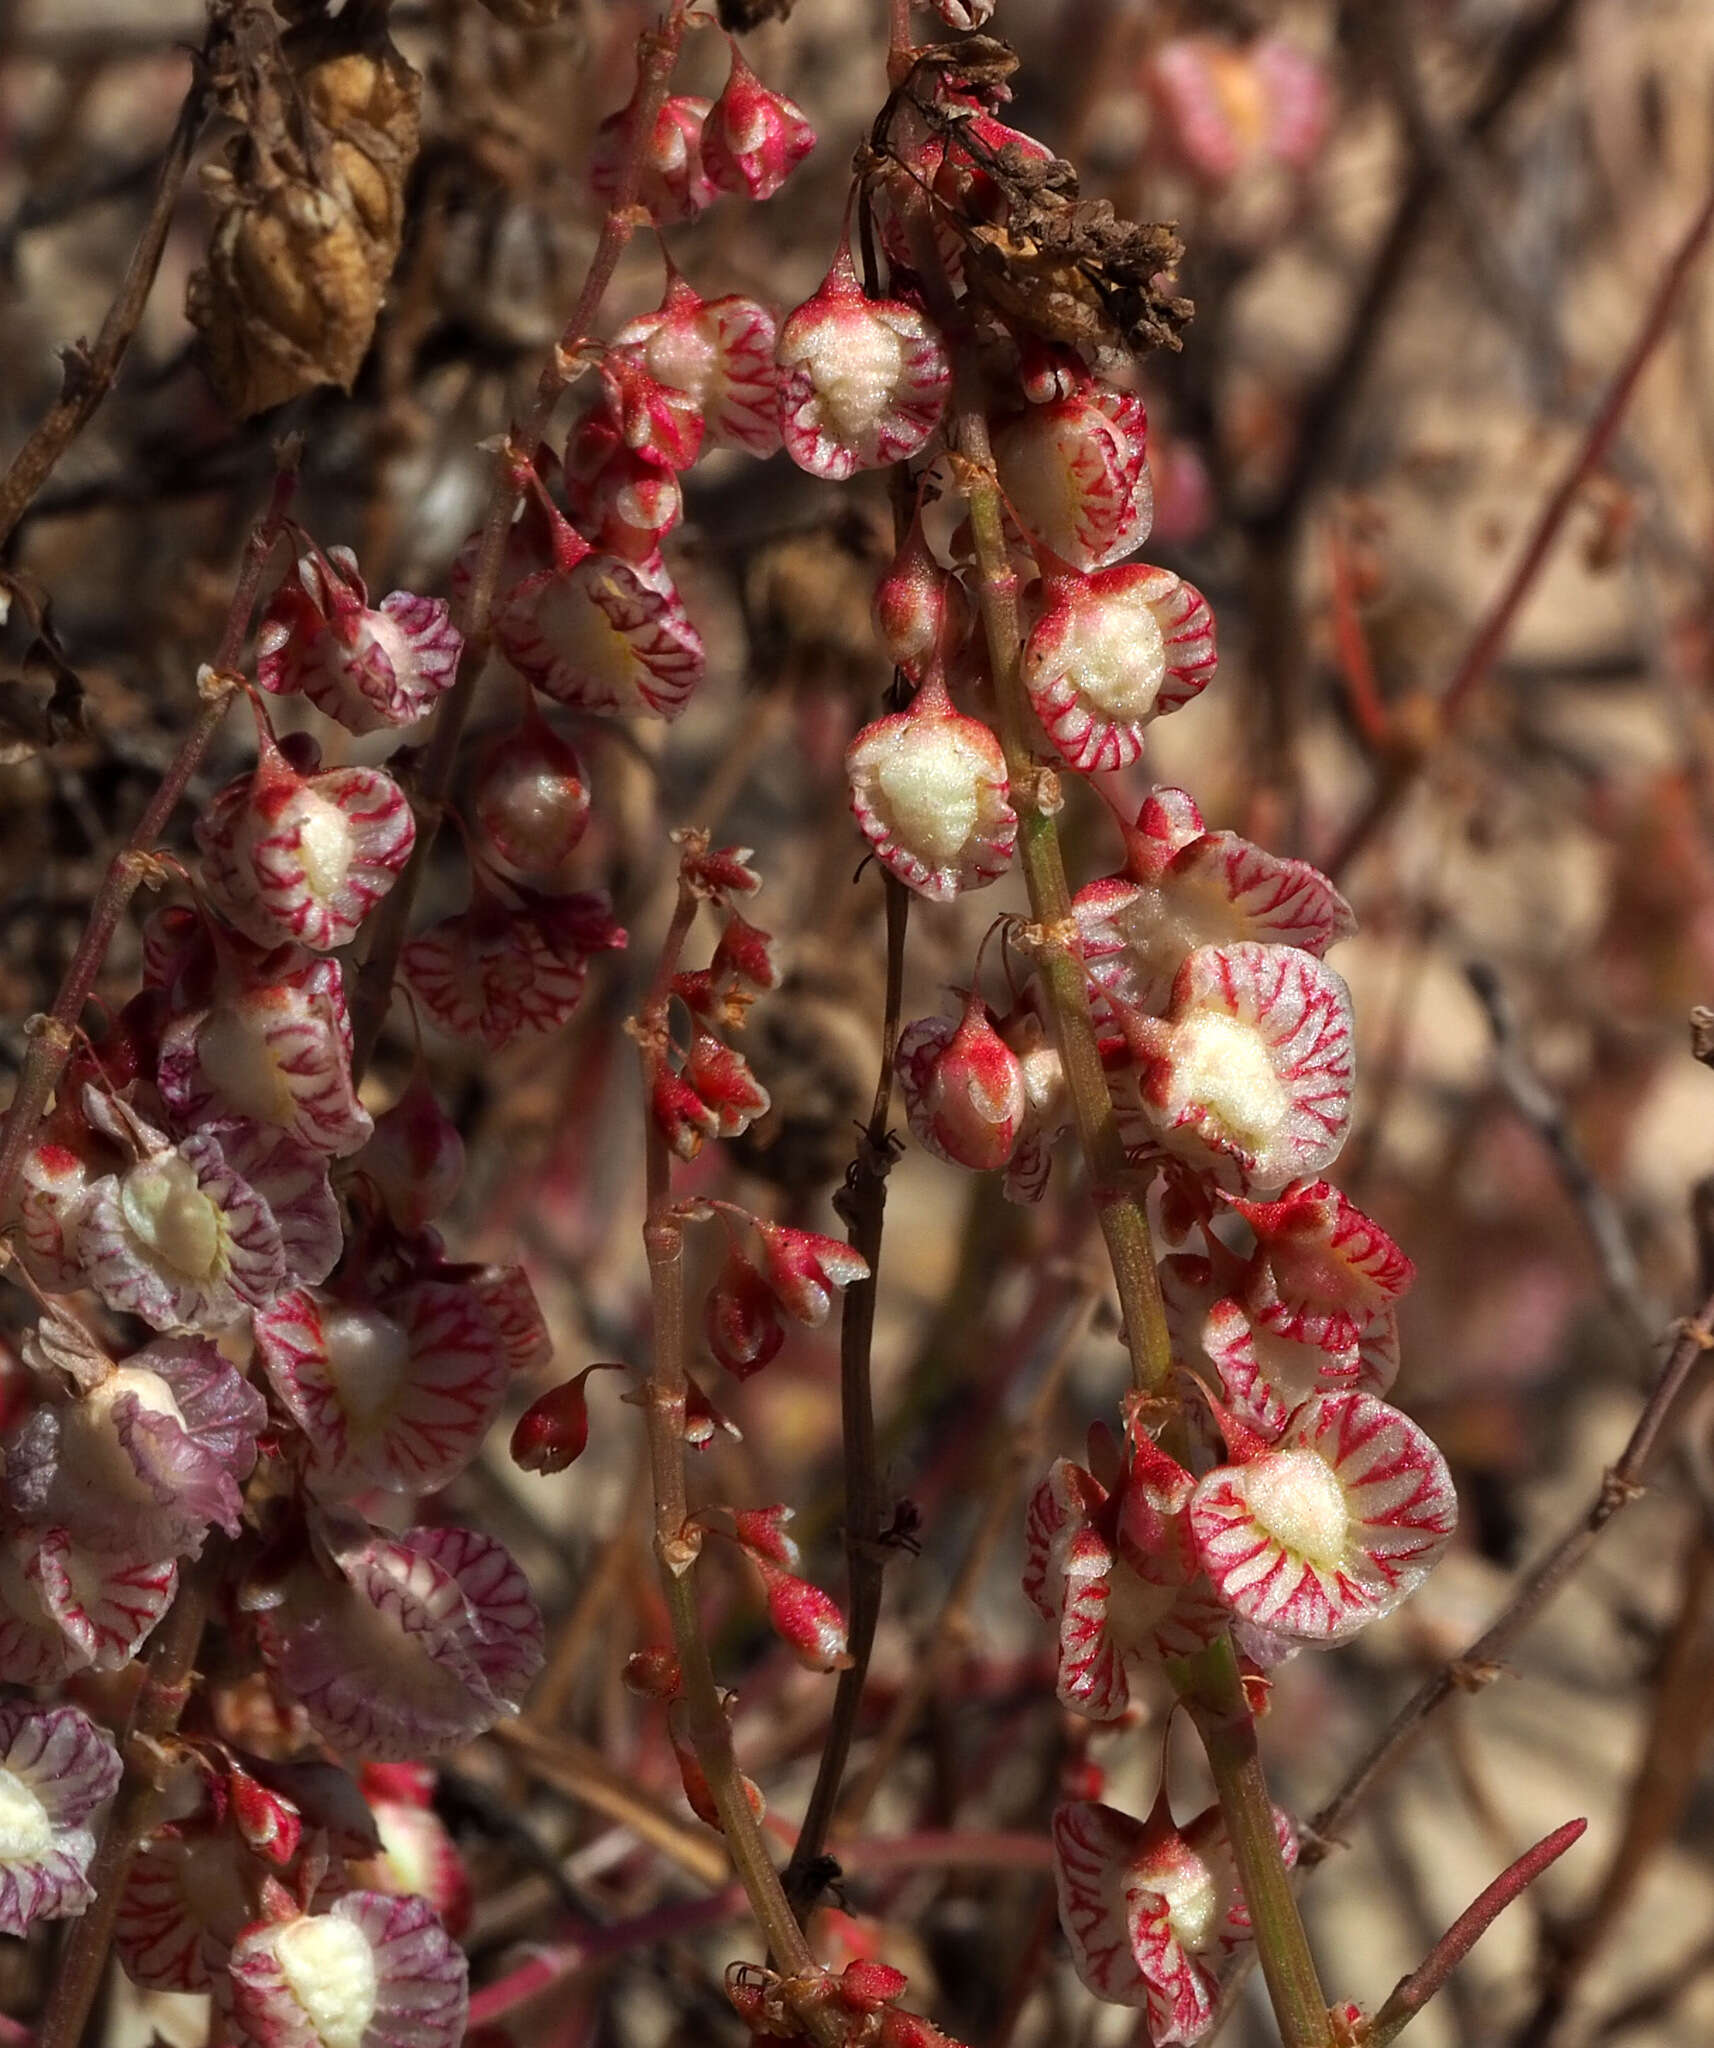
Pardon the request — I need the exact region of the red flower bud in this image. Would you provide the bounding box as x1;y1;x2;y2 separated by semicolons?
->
731;1502;800;1571
754;1557;852;1672
704;1251;787;1379
701;42;816;203
473;712;591;874
622;1647;683;1700
510;1363;623;1474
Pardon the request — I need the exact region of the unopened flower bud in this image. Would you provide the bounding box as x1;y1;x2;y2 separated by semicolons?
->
897;991;1027;1172
623;1647;683;1699
509;1363;623;1474
701;43;816;202
473;713;591;873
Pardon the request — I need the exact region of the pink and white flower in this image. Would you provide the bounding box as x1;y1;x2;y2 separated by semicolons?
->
751;1219;870;1326
196;728;416;953
356;1073;466;1234
994;386;1152;571
1227;1180;1414;1361
7;1333;265;1559
492;508;705;720
701;43;816;202
777;245;950;479
0;1702;122;1936
256;547;461;735
846;674;1016;902
588;91;715;224
225;1890;468;2048
1160;1253;1368;1438
0;1528;177;1684
1053;1796;1295;2032
1143;35;1331;187
1189;1391;1457;1643
1076;791;1355;1018
158;949;371;1160
611;271;783;457
1022;562;1215;773
1114;942;1355;1192
254;1519;543;1759
400;879;626;1052
254;1283;508;1500
896;992;1028;1173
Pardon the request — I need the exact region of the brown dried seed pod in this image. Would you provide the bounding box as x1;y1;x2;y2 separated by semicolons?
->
186;18;421;418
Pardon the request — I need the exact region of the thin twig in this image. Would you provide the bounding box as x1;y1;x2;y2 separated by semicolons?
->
838;1287;1095;1828
0;453;298;1223
1325;166;1714;879
1364;1820;1588;2047
0;39;210;551
1466;960;1659;1355
1308;1284;1714;1857
782;865;907;1912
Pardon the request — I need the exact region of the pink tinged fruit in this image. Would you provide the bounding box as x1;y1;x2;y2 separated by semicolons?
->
668;1695;765;1831
846;673;1017;902
1163;1259;1369;1438
255;546;461;735
400;879;625;1052
701;43;816;202
509;1363;624;1475
895;993;1027;1173
704;1251;786;1379
253;1285;508;1501
5;1333;264;1561
588;91;716;223
777;243;951;479
1076;794;1355;1018
1117;941;1355;1193
224;1889;468;2048
253;1520;543;1761
611;272;783;458
751;1219;869;1326
1021;560;1216;773
0;1529;177;1685
472;712;590;874
753;1558;852;1673
358;1072;465;1234
1228;1179;1414;1357
1022;1448;1225;1721
196;727;416;954
1143;35;1330;187
492;527;706;722
157;953;372;1160
994;386;1152;572
1052;1796;1296;2034
1189;1389;1458;1644
873;508;968;681
0;1701;123;1936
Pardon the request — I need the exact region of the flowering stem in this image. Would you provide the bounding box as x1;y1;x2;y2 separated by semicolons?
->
1182;1639;1335;2048
38;1551;220;2048
783;867;908;1911
634;869;842;2044
950;394;1171;1399
0;452;297;1224
952;379;1331;2047
348;0;691;1084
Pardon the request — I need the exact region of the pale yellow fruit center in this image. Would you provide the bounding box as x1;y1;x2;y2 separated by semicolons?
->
876;728;982;864
294;793;355;902
0;1769;54;1863
798;314;904;443
322;1305;412;1431
199;1001;297;1124
1063;591;1166;719
121;1155;225;1279
1243;1448;1349;1568
1168;1011;1288;1154
276;1914;380;2048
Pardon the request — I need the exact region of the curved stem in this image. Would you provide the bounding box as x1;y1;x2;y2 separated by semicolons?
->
952;377;1331;2048
634;867;842;2045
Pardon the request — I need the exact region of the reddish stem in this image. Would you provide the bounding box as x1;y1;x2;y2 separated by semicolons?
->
1364;1820;1588;2046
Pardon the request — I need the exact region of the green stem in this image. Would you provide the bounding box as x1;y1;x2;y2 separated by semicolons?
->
953;384;1332;2048
1180;1639;1334;2048
953;400;1170;1399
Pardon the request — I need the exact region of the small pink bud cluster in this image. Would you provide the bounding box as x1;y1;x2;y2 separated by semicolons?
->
727;1957;966;2046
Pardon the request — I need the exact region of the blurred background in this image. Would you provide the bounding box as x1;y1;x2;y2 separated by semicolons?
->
5;2;1714;2043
